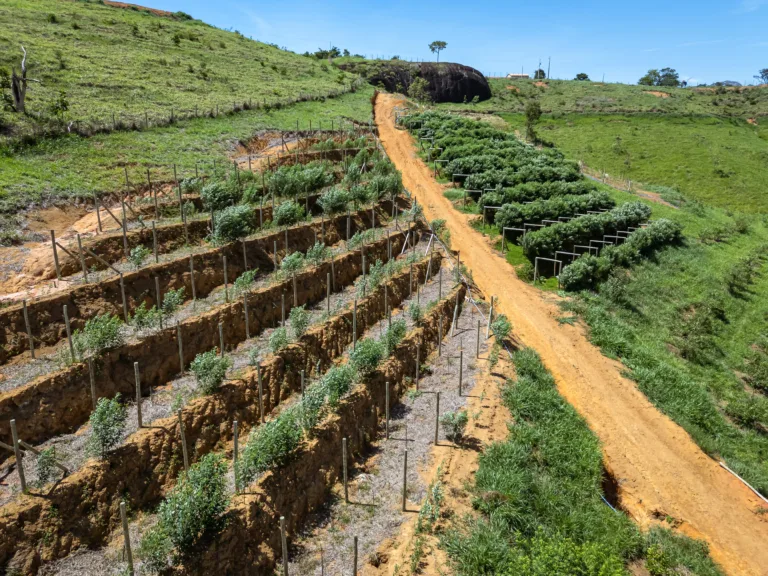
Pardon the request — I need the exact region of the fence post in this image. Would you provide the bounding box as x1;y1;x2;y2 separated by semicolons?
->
63;304;76;362
77;233;88;283
477;319;481;358
258;365;265;423
134;362;142;428
178;409;189;472
438;316;443;356
244;294;250;339
486;296;494;340
326;272;331;316
223;255;229;303
438;268;442;300
219;322;225;356
50;230;61;281
415;343;420;390
155;277;163;329
88;358;97;409
451;294;460;338
353;299;357;350
10;419;26;493
459;350;464;395
22;300;35;359
434;392;440;444
120;501;134;575
402;449;408;511
242;239;249;271
354;535;358;575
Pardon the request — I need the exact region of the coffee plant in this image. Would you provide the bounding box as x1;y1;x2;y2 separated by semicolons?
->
213;204;252;243
87;395;127;457
128;245;151;269
189;349;231;394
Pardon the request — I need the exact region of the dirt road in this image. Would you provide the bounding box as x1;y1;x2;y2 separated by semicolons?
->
375;93;768;576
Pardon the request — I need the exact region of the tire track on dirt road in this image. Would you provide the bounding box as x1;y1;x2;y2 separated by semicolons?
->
375;93;768;576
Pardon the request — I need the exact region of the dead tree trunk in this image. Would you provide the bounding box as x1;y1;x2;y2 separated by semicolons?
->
11;46;29;113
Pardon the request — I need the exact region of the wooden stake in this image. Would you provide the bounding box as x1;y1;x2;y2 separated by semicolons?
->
293;273;298;307
257;365;264;424
486;296;494;340
459;350;463;395
244;294;250;339
178;409;189;472
223;255;229;303
177;321;184;372
134;362;142;428
218;322;224;356
438;316;443;356
242;239;249;271
353;299;357;350
434;392;440;444
120;501;134;575
402;449;408;511
63;304;75;362
274;240;278;270
155;277;163;329
385;381;390;439
415;343;420;389
439;268;442;300
354;535;358;575
280;516;289;576
88;358;97;409
282;292;286;326
95;194;103;233
10;419;26;493
189;256;197;302
343;437;349;502
476;319;481;358
152;221;158;263
326;272;331;316
22;300;34;359
50;230;61;281
119;273;129;322
451;294;459;338
301;370;305;397
233;420;239;493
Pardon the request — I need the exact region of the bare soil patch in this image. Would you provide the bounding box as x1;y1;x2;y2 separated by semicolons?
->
505;85;520;93
645;91;671;99
747;118;758;126
534;81;548;88
375;92;768;576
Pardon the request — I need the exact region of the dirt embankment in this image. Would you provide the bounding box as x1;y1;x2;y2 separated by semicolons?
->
0;223;413;456
375;93;768;576
0;202;399;366
170;285;466;575
0;246;438;575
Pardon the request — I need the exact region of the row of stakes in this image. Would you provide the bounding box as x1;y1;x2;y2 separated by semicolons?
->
23;204;419;363
116;285;494;576
14;266;493;576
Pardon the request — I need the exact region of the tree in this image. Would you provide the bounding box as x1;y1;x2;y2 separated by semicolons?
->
534;68;546;80
9;46;37;113
428;41;447;63
638;67;680;87
755;69;768;84
525;100;542;142
574;73;590;81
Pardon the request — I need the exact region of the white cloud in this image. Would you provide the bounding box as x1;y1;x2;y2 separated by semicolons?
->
740;0;767;12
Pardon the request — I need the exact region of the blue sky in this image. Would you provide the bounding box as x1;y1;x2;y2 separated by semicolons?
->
149;0;767;85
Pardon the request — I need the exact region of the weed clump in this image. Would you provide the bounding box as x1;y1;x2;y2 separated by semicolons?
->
440;410;468;442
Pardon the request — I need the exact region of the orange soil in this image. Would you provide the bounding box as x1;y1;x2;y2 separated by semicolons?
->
505;85;520;93
748;118;758;126
534;81;548;88
375;93;768;576
365;359;513;576
645;90;671;98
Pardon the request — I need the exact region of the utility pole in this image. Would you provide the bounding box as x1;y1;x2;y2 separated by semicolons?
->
547;56;551;79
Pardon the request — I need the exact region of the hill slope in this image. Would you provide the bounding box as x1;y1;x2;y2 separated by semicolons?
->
0;0;356;138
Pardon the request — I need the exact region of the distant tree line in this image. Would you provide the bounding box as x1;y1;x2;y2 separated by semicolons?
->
305;46;363;59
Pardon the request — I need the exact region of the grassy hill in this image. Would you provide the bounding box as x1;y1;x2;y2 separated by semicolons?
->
443;78;768;118
0;0;356;138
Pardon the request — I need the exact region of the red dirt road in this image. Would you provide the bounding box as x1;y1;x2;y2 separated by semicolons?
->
375;93;768;576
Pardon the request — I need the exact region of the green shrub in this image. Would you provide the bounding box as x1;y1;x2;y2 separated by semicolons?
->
408;302;424;325
233;269;258;296
350;338;385;377
87;395;128;457
318;187;350;214
157;453;229;553
269;326;289;353
745;339;768;393
180;177;202;193
189;349;231;394
490;314;512;342
323;364;355;406
131;301;162;330
493;191;615;229
289;305;311;339
383;318;407;354
162;287;185;315
73;313;125;359
306;242;331;266
200;180;241;211
349;184;371;208
273;200;305;226
129;245;151;269
35;447;58;487
238;405;302;485
281;251;305;274
213;204;252;243
268;163;334;198
440;410;468;442
137;524;173;574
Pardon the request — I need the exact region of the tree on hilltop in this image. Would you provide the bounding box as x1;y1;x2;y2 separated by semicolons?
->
428;41;447;63
755;69;768;84
534;68;546;79
574;72;590;81
639;68;680;87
